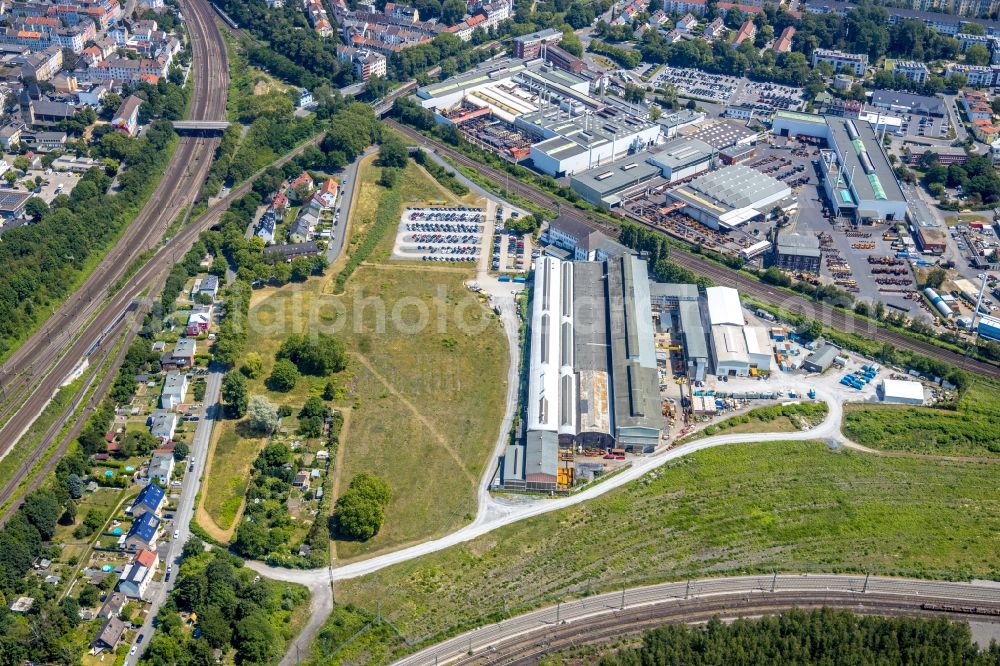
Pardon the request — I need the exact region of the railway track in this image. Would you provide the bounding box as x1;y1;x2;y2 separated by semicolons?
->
0;0;229;512
386;120;1000;381
0;311;139;521
449;592;1000;666
394;574;1000;665
0;0;229;440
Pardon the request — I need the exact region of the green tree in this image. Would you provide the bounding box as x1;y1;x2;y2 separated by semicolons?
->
349;472;392;505
240;352;264;379
965;43;991;66
925;267;946;289
198;605;232;649
24;197;48;221
378;132;409;168
222;371;249;417
441;0;466;24
334;491;384;540
267;358;300;392
234;613;278;664
247;395;280;433
172;441;189;461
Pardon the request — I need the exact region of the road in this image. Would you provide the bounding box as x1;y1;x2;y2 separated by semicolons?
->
386;120;1000;381
324;147;374;265
391;574;1000;665
0;0;229;452
127;367;223;665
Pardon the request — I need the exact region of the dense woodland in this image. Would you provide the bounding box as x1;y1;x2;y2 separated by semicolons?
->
600;610;1000;665
143;547;309;665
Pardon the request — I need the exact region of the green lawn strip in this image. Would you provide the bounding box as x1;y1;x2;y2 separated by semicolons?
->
843;381;1000;457
203;428;267;530
320;440;1000;664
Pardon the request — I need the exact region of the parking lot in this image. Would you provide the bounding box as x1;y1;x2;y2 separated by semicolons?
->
729;79;806;112
652;66;740;103
490;205;533;272
651;67;805;112
391;206;486;263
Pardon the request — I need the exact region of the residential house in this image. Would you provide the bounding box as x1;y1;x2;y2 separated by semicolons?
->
148;450;175;485
96;592;128;619
773;25;795;52
124;512;160;552
128;480;164;519
293;471;310;489
92;616;126;653
147;409;177;441
0;123;23;150
186;305;211;336
263;241;321;260
112;94;142;135
811;48;868;75
159;371;187;410
676;12;697;30
116;549;158;600
703;17;725;39
197;274;219;300
734;18;756;44
171;338;196;366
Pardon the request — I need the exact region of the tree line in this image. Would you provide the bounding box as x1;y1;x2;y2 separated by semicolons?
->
600;608;1000;666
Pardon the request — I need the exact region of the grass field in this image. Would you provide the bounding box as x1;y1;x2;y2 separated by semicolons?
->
317;440;1000;664
200;428;267;531
843;381;1000;457
203;156;508;554
682;402;829;442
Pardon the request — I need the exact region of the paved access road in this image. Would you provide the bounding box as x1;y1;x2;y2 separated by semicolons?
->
127;367;222;665
249;387;845;591
392;574;1000;665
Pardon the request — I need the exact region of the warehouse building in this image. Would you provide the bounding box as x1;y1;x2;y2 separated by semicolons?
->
915;225;947;254
801;343;840;373
870;90;946;117
771;111;906;224
649;282;708;381
502;254;666;491
703;287;772;377
667;165;794;230
542;216;628;261
688;120;759;151
524;107;661;176
647;137;717;182
569;151;662;209
879;378;925;405
771;231;821;273
978;314;1000;341
568;137;716;208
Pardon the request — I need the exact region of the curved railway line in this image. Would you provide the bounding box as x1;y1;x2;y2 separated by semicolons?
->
392;575;1000;665
450;594;1000;666
385;120;1000;381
